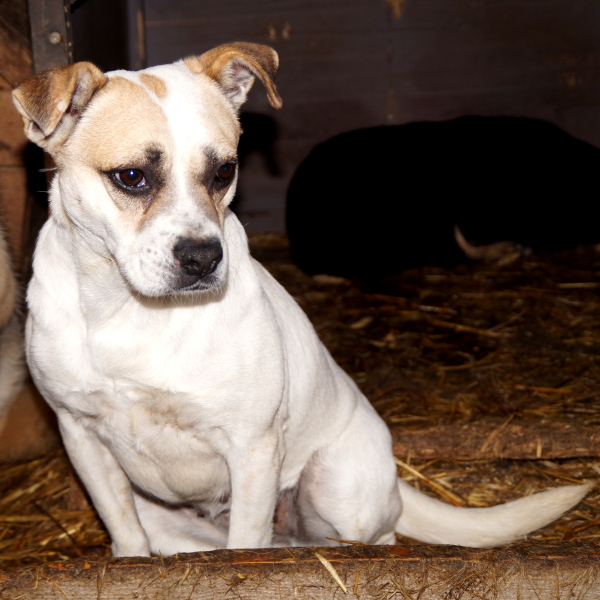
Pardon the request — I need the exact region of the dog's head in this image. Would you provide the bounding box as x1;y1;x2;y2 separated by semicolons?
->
12;43;282;297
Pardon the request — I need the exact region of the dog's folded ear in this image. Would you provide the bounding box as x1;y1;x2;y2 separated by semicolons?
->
12;62;107;153
185;42;283;112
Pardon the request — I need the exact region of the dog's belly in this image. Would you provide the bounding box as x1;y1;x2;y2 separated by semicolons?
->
88;390;232;507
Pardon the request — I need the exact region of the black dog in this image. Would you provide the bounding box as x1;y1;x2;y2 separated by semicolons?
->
286;116;600;279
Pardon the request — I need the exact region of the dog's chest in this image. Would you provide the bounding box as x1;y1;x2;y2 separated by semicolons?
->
88;385;232;504
28;257;286;506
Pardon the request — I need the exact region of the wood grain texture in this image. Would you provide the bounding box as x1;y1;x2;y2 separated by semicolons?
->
0;0;32;86
0;0;34;263
27;0;71;73
0;74;29;168
0;542;598;599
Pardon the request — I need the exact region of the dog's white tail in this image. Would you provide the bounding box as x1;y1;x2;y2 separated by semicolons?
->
396;479;592;547
453;224;527;262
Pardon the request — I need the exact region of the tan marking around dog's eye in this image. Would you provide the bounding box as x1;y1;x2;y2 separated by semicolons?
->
139;74;168;98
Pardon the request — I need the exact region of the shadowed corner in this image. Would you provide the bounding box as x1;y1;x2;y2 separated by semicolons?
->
230;112;281;217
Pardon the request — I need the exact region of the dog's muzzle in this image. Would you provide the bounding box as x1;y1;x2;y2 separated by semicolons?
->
173;237;223;288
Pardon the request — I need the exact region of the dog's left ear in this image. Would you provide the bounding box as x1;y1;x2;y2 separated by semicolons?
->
12;62;107;153
185;42;282;112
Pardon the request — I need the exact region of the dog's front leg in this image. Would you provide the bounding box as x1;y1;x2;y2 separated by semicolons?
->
58;411;150;557
226;432;281;549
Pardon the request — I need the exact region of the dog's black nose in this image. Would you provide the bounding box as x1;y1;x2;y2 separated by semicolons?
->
173;238;223;278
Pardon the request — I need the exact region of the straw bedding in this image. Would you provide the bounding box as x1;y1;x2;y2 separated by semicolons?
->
1;235;598;569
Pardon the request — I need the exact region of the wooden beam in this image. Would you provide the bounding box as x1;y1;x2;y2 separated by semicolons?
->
0;543;598;599
27;0;72;73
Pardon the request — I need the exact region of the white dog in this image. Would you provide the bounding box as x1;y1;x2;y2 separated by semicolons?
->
13;43;590;557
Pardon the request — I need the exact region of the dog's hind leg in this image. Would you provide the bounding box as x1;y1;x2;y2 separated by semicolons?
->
298;400;402;545
134;492;228;555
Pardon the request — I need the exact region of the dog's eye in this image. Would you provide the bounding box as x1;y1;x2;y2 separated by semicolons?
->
115;169;146;188
215;163;235;182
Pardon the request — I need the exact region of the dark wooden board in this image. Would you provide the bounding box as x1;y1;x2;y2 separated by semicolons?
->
1;542;599;599
26;0;72;72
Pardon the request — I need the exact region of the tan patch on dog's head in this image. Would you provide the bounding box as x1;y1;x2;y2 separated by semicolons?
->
62;73;235;230
67;76;170;171
139;73;168;98
62;76;174;228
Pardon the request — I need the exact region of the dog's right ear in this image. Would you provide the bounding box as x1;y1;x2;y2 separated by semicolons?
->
12;62;107;153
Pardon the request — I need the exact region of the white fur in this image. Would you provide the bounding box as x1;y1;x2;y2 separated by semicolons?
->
24;53;590;557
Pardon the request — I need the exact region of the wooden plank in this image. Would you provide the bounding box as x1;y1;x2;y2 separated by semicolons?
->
0;382;58;462
27;0;72;73
0;543;598;599
391;418;600;461
0;0;33;86
71;0;130;71
0;0;36;266
387;0;600;134
145;0;388;119
0;73;29;167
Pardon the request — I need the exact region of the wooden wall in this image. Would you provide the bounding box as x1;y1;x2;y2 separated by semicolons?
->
0;0;34;268
144;0;600;233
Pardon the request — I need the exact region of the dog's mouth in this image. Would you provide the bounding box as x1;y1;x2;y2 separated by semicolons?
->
122;236;226;298
172;273;223;294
